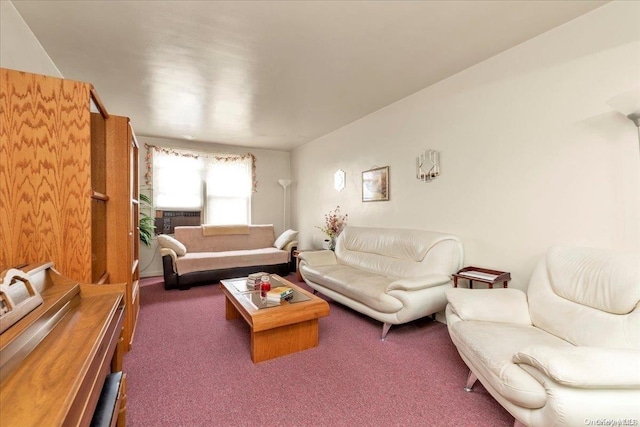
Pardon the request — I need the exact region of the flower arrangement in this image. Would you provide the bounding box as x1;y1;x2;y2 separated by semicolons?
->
317;205;348;241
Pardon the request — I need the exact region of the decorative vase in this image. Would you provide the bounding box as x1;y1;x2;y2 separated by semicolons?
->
322;238;336;251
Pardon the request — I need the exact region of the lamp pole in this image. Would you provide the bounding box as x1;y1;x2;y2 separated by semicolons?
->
278;179;292;232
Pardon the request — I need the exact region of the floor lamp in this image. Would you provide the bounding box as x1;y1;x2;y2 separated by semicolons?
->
278;179;292;231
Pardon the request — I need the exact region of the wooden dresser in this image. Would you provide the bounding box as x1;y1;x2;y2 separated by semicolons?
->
0;263;126;426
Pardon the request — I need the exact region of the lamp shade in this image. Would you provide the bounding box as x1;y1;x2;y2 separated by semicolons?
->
278;179;292;188
607;87;640;126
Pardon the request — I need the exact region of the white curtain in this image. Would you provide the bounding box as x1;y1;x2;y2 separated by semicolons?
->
204;156;252;225
153;151;203;210
146;144;255;225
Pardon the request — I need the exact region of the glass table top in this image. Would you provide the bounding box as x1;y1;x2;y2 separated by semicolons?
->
224;276;311;310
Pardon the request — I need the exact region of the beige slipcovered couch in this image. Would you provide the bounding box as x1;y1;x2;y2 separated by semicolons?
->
298;226;463;339
445;246;640;427
160;225;296;290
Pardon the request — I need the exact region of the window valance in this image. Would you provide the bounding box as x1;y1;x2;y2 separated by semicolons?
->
144;144;257;192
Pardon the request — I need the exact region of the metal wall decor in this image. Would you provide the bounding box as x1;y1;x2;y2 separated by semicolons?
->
416;150;440;182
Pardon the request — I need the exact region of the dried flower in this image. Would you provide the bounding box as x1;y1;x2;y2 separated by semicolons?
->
316;206;348;239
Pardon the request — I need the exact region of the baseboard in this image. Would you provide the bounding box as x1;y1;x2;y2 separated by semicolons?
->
141;269;163;278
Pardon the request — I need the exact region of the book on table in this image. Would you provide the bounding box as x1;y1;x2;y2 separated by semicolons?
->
247;272;268;289
266;286;293;303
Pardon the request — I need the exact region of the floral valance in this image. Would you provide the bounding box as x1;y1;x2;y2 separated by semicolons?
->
144;144;257;192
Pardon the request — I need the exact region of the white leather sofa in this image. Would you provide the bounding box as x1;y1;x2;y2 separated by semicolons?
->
298;226;463;339
445;246;640;427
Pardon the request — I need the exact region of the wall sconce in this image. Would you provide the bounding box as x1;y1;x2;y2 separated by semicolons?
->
334;169;346;191
416;150;440;182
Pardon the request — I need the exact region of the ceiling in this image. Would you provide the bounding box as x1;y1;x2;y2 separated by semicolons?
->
13;0;607;151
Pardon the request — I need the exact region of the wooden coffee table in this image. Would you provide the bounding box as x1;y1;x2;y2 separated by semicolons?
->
219;275;330;363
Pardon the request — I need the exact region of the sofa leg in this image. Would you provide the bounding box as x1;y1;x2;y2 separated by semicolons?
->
381;323;392;341
464;370;478;392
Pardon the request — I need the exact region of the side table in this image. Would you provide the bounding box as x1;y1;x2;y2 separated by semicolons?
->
452;266;511;289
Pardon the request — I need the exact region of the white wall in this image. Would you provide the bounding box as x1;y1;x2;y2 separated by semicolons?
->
0;1;62;77
291;1;640;290
138;136;291;277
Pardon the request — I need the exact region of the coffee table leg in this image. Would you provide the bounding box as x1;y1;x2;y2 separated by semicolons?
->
225;295;241;320
251;319;319;363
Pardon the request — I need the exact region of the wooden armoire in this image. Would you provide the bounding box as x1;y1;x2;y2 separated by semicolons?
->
0;68;140;349
0;68;140;425
106;115;141;351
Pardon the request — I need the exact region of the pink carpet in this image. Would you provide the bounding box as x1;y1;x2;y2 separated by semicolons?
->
124;274;513;426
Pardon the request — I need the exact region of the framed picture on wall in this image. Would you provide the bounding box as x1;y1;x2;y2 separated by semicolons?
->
362;166;389;202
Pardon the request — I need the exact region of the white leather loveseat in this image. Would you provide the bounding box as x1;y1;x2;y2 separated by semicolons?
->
445;246;640;427
298;226;463;339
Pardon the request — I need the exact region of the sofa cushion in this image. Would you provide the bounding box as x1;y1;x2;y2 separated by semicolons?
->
302;264;403;314
202;224;250;236
449;320;573;409
175;225;276;252
274;229;298;250
157;234;187;256
335;227;463;278
175;247;288;275
545;246;640;315
528;246;640;349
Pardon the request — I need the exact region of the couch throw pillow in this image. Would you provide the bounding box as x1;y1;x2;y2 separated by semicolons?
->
157;234;187;256
274;229;298;250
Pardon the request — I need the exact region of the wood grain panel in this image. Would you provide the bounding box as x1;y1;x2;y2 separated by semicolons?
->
0;265;125;427
252;319;320;363
220;276;330;362
0;69;92;281
105;115;139;351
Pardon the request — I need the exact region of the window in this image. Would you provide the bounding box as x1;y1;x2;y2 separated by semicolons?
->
153;152;202;209
204;157;252;225
148;145;255;225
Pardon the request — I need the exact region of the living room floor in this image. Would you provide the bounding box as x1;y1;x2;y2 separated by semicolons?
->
125;274;513;426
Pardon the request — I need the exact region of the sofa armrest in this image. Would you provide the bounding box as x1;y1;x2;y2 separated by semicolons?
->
160;247;178;273
445;288;532;324
298;250;337;266
514;346;640;388
387;274;451;291
284;240;298;256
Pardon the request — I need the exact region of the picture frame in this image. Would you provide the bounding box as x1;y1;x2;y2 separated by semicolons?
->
362;166;389;202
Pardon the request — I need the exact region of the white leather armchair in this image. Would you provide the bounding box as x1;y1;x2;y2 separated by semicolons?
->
445;246;640;427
